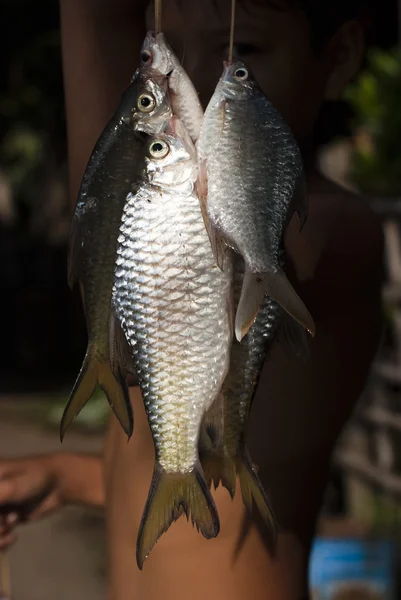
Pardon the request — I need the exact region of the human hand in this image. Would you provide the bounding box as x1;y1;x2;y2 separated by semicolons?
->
0;455;64;550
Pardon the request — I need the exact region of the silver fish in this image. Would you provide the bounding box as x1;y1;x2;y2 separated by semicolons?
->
197;60;315;342
140;31;204;142
201;253;308;542
61;69;172;440
112;116;233;569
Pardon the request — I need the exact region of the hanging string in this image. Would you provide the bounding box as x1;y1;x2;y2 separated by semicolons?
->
0;553;11;600
155;0;162;35
228;0;236;64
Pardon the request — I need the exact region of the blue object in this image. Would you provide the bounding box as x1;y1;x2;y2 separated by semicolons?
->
309;538;397;599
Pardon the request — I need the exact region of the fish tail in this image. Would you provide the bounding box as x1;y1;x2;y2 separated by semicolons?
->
201;452;237;499
98;359;133;438
136;462;220;569
60;350;98;440
60;350;133;441
235;265;315;342
237;448;278;545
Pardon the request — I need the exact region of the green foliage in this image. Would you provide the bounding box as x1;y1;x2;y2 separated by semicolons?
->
0;28;66;230
346;48;401;196
1;127;45;192
46;388;110;433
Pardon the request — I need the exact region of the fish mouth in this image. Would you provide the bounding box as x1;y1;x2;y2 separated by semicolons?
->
222;60;232;78
147;31;164;40
221;63;237;90
147;31;166;45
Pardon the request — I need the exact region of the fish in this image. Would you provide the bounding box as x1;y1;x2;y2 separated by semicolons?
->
197;59;315;342
60;68;172;441
112;116;234;569
200;252;309;543
140;31;204;142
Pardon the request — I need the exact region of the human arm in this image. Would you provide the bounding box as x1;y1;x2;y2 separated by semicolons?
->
0;453;104;549
12;0;147;549
0;0;146;553
59;0;148;202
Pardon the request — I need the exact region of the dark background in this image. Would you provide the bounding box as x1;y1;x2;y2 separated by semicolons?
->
0;0;398;393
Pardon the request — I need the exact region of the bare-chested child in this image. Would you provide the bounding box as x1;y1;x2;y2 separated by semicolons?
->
0;1;384;598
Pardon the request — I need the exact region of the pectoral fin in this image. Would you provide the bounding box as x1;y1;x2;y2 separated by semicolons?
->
263;270;315;337
235;266;315;342
67;197;98;289
196;159;227;271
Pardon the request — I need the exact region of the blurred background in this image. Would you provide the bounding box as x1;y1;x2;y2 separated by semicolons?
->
1;0;401;598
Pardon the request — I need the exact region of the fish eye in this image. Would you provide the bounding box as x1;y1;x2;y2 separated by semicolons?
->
137;93;156;113
234;67;248;81
141;50;152;65
149;140;169;159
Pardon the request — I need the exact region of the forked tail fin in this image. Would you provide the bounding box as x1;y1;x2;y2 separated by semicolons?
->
136;462;220;569
60;350;133;440
201;451;237;499
237;448;277;545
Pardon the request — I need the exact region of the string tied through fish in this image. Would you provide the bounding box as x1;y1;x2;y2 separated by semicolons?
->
228;0;236;64
155;0;162;35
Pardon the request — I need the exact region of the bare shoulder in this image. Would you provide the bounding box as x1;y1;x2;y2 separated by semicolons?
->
286;174;384;302
246;178;385;535
238;176;385;545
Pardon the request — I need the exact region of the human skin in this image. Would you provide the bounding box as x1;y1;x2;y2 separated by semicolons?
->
0;1;384;599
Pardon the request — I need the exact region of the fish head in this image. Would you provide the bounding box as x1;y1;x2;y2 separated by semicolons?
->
220;60;254;100
127;76;172;135
140;31;174;81
145;117;197;190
